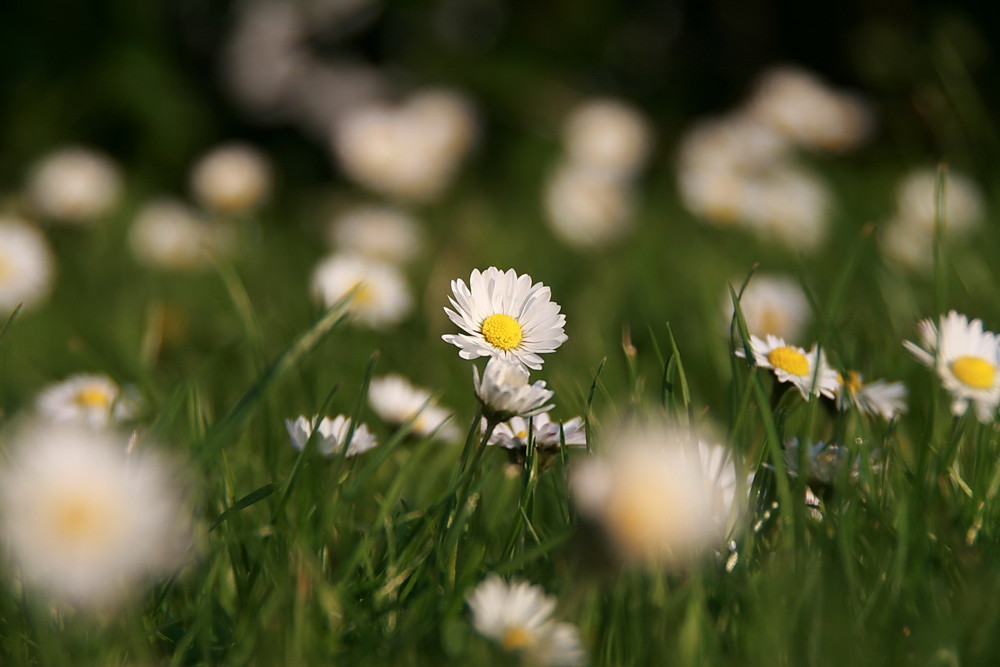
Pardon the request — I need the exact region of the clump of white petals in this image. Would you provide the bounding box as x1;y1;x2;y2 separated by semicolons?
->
129;199;235;271
488;412;586;451
311;253;412;328
724;274;810;341
368;374;458;441
27;147;122;224
0;423;191;608
544;162;635;248
0;216;55;313
35;374;137;429
474;359;554;421
562;98;652;176
190;143;271;214
285;415;378;457
328;205;423;265
836;371;908;421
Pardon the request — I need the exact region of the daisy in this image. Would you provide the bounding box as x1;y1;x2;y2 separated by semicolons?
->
903;311;1000;422
0;423;191;608
129;198;235;271
35;374;137;429
368;374;459;441
443;267;567;370
724;274;810;341
544;161;635;249
311;253;412;328
466;574;585;666
736;334;840;400
895;169;983;234
473;359;554;421
27;147;122;224
285;414;378;457
487;412;586;469
190;143;271;214
0;217;55;313
836;371;908;420
327;205;423;265
562;97;652;176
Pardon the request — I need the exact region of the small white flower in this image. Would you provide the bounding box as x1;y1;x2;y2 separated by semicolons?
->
474;359;554;421
129;199;235;271
190;143;271;214
837;371;908;420
488;412;586;451
895;169;983;233
285;414;378;457
27;147;122;223
562;98;652;176
466;574;585;666
35;374;137;429
311;253;412;328
0;423;191;608
724;275;810;342
0;217;55;313
368;374;458;441
544;162;635;249
328;205;423;264
736;334;840;400
443;267;567;370
903;311;1000;422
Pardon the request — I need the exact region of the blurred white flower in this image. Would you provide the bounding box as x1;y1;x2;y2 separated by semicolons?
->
677;113;790;176
544;162;635;249
442;267;567;370
310;253;412;328
368;374;458;441
466;574;585;666
328;205;423;264
191;143;271;214
35;374;136;429
27;147;122;224
743;166;830;251
571;420;740;567
895;169;983;234
562;98;652;176
473;358;554;421
904;310;1000;422
836;371;908;420
129;199;234;271
285;414;378;457
0;423;191;608
725;274;811;342
0;217;55;313
735;334;840;400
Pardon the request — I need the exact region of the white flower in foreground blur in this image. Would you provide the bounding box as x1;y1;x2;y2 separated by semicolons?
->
443;267;567;370
35;374;136;429
467;574;585;666
311;254;412;328
368;374;459;441
836;371;908;420
724;275;810;342
285;415;378;457
562;98;652;176
328;205;423;265
190;143;271;214
129;199;235;271
27;147;122;223
895;169;983;233
0;217;55;313
474;359;554;421
904;311;1000;422
0;423;191;608
736;335;839;400
544;162;635;249
571;421;740;568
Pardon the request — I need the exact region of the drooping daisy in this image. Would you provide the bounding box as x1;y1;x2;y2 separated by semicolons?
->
190;143;271;214
285;414;378;457
473;359;554;421
35;374;137;429
466;574;585;666
0;423;191;608
736;334;840;400
782;438;855;486
836;370;908;420
311;253;412;328
27;147;122;224
0;217;55;313
903;311;1000;422
443;267;567;370
368;374;459;441
724;274;811;342
327;205;423;265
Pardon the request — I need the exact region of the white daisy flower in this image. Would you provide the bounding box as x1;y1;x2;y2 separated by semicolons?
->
0;423;191;608
285;414;378;457
571;420;740;567
895;169;983;234
129;198;235;271
488;412;586;451
562;97;652;176
311;253;412;328
466;574;585;666
27;147;122;224
736;334;840;400
0;217;55;313
190;143;271;214
903;311;1000;422
327;205;423;265
836;371;908;420
368;374;459;441
473;359;555;421
35;374;137;429
724;274;810;342
544;161;635;249
442;267;567;370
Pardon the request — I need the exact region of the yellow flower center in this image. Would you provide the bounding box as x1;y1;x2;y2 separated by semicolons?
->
515;430;527;440
48;490;119;549
951;356;996;389
502;626;533;650
766;346;809;376
845;370;863;395
480;313;523;351
350;282;373;305
76;386;112;409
